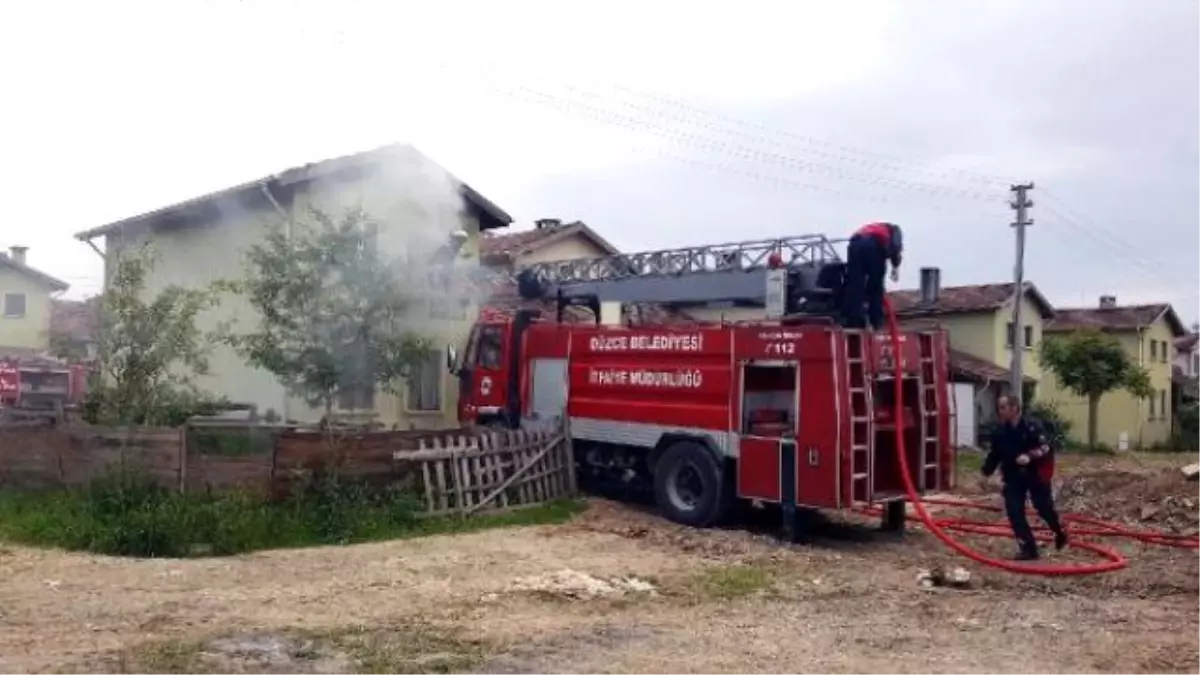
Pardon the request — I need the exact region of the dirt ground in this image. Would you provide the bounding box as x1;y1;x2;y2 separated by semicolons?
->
0;452;1197;674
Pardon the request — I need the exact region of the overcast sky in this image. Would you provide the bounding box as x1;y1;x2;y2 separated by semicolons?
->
3;0;1197;323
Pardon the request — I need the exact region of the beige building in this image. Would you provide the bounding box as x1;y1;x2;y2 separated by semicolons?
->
1039;298;1187;449
74;144;512;428
0;246;68;356
889;277;1057;432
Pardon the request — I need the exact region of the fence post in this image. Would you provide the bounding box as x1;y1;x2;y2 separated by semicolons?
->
178;425;187;494
562;416;578;497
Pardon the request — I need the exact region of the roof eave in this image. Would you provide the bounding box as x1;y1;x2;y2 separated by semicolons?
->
0;258;69;292
74;146;515;241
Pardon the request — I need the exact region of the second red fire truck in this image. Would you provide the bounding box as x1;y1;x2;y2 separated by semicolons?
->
449;234;955;534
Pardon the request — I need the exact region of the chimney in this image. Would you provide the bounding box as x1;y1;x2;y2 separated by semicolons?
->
919;267;941;304
8;246;27;265
1099;295;1117;309
534;218;561;230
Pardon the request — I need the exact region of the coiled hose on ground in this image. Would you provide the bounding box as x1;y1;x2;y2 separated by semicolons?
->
864;296;1198;576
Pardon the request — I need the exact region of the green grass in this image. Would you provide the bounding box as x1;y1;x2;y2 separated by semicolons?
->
0;472;584;558
675;564;776;604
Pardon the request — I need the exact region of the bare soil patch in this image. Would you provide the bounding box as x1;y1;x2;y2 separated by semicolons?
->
1;452;1196;673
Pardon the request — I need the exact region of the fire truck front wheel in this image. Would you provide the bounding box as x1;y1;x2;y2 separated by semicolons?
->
653;442;728;528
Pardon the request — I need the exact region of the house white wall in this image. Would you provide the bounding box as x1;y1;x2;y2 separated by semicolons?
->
102;152;488;427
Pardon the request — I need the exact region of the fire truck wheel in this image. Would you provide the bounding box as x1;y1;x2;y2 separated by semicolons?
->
653;442;727;528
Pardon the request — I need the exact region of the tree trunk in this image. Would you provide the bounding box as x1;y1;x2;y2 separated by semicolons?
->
1087;393;1100;450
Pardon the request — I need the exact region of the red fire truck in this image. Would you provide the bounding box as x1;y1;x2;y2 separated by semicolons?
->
450;234;955;534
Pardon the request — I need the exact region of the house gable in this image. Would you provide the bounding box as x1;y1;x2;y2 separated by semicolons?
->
73;144;514;245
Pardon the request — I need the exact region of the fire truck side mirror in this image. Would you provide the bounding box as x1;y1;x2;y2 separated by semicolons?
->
445;345;459;374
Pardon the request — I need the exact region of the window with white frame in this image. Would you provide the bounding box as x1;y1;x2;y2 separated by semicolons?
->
1006;322;1034;349
405;350;442;412
3;292;26;318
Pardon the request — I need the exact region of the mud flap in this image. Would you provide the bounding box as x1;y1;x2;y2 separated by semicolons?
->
780;437;805;543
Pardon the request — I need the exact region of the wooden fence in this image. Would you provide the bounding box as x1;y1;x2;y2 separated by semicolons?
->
401;425;575;516
0;418;577;515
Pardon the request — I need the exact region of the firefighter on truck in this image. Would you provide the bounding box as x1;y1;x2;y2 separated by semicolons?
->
842;221;904;330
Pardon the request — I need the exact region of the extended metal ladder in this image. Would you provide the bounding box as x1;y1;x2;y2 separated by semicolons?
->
845;331;873;503
917;333;942;491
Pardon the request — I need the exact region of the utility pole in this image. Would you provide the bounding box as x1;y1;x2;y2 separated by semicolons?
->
1009;182;1035;404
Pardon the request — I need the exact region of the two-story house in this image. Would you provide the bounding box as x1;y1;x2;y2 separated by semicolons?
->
0;246;69;358
888;269;1056;444
74;144;513;428
1040;297;1187;449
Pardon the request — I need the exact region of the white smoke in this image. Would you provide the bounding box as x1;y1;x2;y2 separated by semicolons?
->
313;143;494;332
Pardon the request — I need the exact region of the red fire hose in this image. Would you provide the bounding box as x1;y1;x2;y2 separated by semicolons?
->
869;297;1198;576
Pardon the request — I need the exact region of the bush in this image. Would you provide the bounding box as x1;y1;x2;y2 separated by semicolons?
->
1162;402;1200;452
1027;400;1072;438
0;471;582;558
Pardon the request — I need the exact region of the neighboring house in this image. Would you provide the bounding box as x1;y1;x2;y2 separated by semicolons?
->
1040;297;1188;449
480;217;621;269
0;246;69;355
887;271;1056;435
1173;331;1199;379
49;296;101;363
74;144;513;429
478;218;686;325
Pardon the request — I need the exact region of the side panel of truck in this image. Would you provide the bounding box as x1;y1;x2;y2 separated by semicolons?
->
566;326;734;452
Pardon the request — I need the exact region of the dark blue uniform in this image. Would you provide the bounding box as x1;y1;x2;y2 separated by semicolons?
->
982;415;1066;558
843;222;902;330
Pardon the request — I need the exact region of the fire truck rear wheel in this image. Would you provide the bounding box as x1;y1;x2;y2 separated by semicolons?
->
653;442;728;528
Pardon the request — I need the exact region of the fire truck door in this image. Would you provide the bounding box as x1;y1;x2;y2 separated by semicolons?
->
736;363;799;503
469;325;508;419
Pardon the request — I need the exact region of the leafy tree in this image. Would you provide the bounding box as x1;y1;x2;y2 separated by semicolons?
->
223;206;432;421
1039;329;1153;449
85;244;228;426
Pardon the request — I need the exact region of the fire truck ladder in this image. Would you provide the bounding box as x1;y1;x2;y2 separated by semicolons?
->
845;331;874;503
514;233;843;305
917;333;941;491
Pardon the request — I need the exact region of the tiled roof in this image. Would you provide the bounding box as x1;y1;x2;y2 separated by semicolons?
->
1045;303;1186;335
889;282;1054;319
479;220;619;265
50;297;100;343
0;346;67;369
947;349;1033;384
1174;333;1198;352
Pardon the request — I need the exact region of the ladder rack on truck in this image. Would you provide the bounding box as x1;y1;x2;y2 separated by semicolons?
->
448;232;954;538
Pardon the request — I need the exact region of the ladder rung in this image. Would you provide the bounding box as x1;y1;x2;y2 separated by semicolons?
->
923;463;938;470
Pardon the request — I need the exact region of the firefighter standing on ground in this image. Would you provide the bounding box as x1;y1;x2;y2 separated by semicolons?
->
843;221;903;330
981;395;1070;560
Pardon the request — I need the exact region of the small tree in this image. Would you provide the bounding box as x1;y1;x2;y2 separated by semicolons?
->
86;244;227;426
224;207;432;422
1039;329;1153;449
